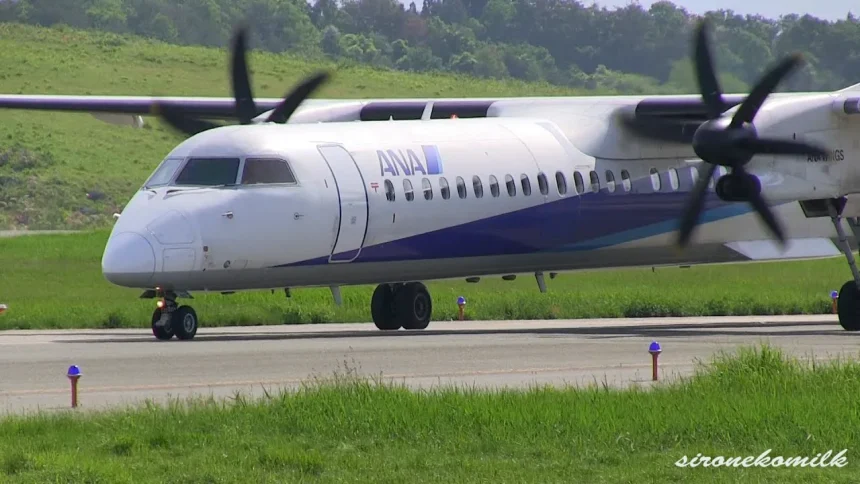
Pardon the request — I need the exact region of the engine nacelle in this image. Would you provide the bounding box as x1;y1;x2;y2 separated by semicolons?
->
715;173;761;202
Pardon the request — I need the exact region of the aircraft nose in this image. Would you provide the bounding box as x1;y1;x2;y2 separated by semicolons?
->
101;231;156;287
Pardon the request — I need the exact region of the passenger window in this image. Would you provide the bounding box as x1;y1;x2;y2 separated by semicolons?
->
589;171;600;192
621;169;632;192
605;170;616;193
555;171;567;195
489;175;500;197
144;157;183;188
668;168;680;191
403;179;414;201
505;174;516;196
384;179;395;201
456;176;467;199
241;158;296;185
173;157;240;186
649;168;661;191
439;177;451;199
473;175;484;198
520;174;532;196
573;171;584;194
422;177;433;200
537;172;549;195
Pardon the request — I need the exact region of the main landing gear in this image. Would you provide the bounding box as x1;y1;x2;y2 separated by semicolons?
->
829;198;860;331
147;289;199;340
370;282;432;330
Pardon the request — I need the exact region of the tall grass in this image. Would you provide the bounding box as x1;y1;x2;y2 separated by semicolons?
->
0;345;856;482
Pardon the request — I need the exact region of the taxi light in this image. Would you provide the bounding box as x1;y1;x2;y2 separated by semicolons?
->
156;300;165;309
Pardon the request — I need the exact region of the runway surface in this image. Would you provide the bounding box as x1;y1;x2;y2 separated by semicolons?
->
0;315;857;415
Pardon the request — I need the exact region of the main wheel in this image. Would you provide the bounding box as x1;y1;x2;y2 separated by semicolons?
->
838;280;860;331
394;282;432;330
151;308;174;340
173;306;199;340
371;284;400;330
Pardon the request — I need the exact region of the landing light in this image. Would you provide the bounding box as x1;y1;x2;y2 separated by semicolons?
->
156;299;165;309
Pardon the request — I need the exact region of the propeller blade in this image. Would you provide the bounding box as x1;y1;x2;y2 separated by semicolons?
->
156;104;220;136
230;26;257;125
737;137;828;157
677;163;717;248
693;20;725;120
746;184;786;246
266;72;330;124
729;53;804;128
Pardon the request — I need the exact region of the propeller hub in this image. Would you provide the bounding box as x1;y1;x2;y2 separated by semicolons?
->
692;118;758;168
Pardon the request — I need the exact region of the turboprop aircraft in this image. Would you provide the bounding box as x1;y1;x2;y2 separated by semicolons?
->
4;20;860;341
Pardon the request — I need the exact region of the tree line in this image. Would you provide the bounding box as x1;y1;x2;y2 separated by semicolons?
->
2;0;859;94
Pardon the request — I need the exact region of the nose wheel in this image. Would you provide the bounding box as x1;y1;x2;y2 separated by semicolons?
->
151;298;199;341
151;308;175;340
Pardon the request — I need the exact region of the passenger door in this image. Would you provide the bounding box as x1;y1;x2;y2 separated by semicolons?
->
317;144;369;262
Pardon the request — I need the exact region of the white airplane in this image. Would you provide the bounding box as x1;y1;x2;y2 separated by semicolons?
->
3;21;860;341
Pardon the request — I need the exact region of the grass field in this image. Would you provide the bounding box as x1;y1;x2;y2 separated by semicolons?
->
0;22;595;231
0;230;847;330
0;346;856;482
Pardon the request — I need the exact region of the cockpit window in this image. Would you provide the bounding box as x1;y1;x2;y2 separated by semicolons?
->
173;157;240;186
143;157;184;188
241;158;297;185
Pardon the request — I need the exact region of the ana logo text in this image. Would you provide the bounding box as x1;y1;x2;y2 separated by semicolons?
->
378;145;443;176
808;149;844;162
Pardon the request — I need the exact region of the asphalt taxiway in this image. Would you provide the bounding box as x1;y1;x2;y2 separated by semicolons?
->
0;315;856;414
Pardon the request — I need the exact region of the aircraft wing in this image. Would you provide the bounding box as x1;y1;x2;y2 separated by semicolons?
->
0;94;509;125
614;94;748;144
0;94;330;119
615;90;860;147
4;91;855;145
0;92;744;121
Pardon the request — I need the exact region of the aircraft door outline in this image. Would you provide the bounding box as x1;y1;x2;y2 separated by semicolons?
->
318;144;370;263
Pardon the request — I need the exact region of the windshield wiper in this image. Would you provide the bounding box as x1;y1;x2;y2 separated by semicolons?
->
165;184;236;195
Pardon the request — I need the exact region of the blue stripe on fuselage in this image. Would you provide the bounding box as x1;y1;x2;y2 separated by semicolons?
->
558;202;753;251
273;169;758;267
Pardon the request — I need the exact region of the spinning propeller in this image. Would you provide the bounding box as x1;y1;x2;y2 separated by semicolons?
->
674;20;828;249
155;26;329;136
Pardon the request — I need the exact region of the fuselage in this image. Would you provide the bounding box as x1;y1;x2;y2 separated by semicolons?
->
100;106;857;293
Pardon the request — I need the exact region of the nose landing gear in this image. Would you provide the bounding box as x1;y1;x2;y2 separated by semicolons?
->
828;198;860;331
148;289;199;340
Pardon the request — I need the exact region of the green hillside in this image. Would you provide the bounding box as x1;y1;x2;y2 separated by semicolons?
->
0;22;589;230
